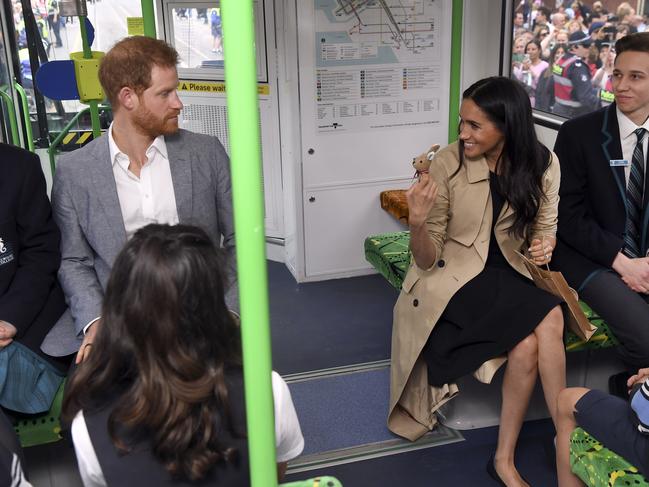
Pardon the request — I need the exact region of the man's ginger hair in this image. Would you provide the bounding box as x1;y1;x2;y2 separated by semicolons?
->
98;36;179;107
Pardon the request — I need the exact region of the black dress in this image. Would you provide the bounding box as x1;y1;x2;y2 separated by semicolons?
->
422;172;562;387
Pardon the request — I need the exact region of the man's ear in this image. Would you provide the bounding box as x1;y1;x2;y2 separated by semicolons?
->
117;86;138;111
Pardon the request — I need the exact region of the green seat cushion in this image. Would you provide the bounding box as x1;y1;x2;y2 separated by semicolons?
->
570;426;648;486
565;302;619;352
364;231;411;291
14;379;65;447
363;231;618;351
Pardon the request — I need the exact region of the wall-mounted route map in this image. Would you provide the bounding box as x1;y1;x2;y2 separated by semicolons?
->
313;0;448;133
316;0;441;67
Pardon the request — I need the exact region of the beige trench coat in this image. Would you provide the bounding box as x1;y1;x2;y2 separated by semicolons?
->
388;142;561;441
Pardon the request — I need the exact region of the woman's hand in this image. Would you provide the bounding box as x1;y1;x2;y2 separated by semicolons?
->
406;173;438;229
528;236;555;266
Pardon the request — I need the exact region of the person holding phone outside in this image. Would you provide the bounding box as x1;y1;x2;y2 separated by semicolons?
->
513;40;549;107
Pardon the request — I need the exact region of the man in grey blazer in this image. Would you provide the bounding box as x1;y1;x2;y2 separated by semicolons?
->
41;36;237;360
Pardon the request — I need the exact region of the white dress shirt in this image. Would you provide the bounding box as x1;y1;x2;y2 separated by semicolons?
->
616;107;649;186
71;371;305;487
108;123;179;240
82;126;181;333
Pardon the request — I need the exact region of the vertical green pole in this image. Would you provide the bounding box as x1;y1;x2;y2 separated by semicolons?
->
79;16;101;138
221;2;277;486
0;87;21;148
448;0;463;144
13;82;34;151
141;0;156;38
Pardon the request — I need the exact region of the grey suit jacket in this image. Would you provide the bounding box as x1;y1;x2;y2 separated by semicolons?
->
42;129;238;356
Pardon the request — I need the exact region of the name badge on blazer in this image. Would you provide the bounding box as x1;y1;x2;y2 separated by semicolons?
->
610;159;630;167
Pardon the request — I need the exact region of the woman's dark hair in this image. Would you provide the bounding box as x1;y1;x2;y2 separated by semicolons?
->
525;39;542;54
62;224;242;481
457;76;551;241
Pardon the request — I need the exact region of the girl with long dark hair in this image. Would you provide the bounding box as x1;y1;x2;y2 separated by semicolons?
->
388;77;566;487
63;224;303;486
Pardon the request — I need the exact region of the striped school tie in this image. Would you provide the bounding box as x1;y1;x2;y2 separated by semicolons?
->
624;127;647;258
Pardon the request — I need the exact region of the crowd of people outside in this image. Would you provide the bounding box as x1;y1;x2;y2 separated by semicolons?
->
511;0;647;117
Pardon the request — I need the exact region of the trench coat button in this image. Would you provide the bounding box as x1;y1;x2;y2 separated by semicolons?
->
437;259;445;268
413;299;419;307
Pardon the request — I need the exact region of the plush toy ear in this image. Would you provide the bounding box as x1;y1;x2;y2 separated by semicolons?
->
426;144;441;160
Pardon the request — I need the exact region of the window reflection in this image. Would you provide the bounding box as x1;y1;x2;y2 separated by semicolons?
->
171;7;224;70
510;1;647;119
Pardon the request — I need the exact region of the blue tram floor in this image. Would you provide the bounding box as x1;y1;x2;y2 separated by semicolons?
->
285;419;557;486
268;261;398;375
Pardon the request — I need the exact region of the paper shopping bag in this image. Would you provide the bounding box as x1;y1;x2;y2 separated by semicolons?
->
517;252;596;341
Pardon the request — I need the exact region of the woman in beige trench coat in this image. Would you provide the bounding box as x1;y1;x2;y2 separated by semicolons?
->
388;77;566;487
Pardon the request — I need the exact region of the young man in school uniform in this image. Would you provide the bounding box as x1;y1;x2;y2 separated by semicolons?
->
552;32;649;393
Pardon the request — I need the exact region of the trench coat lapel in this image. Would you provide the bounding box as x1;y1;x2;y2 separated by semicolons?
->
465;156;492;263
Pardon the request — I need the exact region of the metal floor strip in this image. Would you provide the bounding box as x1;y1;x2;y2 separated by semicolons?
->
284;359;390;384
286;425;464;474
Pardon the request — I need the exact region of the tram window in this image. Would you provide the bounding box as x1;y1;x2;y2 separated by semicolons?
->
164;1;268;82
11;0;141;133
508;0;647;120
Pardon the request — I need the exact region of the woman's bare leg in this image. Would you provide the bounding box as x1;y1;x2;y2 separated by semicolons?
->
556;387;589;487
534;305;566;427
495;334;538;487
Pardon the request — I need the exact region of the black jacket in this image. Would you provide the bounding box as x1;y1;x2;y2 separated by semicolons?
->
552;104;646;289
0;143;65;350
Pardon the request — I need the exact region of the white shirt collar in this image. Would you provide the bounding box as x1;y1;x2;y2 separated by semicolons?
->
616;107;649;141
108;122;168;171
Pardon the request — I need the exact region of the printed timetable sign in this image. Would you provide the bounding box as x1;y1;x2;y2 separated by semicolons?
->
313;0;448;134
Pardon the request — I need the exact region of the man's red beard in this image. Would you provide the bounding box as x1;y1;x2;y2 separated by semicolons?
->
133;105;181;138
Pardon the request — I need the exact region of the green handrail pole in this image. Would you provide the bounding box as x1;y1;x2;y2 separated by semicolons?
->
221;1;277;486
14;82;34;152
79;15;101;138
47;105;110;174
448;0;463;144
141;0;156;38
0;87;21;148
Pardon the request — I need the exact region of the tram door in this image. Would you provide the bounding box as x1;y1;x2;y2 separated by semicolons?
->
0;4;19;147
157;0;285;241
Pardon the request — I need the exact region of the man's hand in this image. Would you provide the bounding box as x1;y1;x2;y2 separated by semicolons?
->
0;321;16;349
612;252;649;293
528;236;556;266
76;320;100;364
405;173;439;229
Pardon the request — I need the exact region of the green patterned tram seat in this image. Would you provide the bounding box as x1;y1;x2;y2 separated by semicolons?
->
364;231;619;351
14;379;65;447
570;427;648;486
